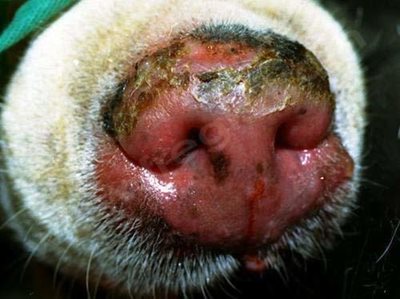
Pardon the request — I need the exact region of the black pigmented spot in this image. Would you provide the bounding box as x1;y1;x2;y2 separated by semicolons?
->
209;151;230;184
256;163;264;174
189;205;200;218
299;108;307;115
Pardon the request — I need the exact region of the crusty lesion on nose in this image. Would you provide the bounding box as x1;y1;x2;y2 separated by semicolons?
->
102;23;335;148
94;23;352;251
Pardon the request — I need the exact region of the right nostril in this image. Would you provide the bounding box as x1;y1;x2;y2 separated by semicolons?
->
170;124;225;166
275;105;333;150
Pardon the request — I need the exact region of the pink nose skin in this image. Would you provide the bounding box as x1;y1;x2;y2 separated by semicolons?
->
97;33;354;250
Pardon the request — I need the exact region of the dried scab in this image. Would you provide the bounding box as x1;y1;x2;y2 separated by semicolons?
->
197;71;219;83
193;42;331;109
102;81;127;137
194;68;244;104
104;31;334;139
112;90;156;137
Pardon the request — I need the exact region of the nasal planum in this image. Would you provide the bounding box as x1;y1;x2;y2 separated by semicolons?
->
97;28;354;251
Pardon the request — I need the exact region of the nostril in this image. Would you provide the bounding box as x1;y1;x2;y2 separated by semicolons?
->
171;127;203;165
275;105;333;150
161;123;228;169
117;123;207;173
187;127;203;148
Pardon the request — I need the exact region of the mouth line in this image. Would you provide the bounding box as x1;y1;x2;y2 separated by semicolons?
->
96;178;353;262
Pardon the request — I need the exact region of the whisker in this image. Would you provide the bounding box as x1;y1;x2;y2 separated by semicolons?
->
22;225;36;243
20;231;52;282
93;266;104;299
86;246;97;299
376;219;400;264
53;241;75;287
0;206;29;231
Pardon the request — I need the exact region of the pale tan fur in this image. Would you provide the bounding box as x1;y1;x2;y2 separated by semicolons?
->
1;0;365;296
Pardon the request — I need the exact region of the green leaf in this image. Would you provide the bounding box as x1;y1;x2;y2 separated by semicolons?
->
0;0;78;53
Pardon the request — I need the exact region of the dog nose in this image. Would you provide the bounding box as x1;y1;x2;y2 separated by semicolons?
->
100;35;354;249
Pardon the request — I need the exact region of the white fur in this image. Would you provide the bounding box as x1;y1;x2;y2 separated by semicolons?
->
1;0;365;296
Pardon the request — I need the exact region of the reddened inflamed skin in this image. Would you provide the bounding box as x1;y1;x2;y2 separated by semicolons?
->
0;0;365;297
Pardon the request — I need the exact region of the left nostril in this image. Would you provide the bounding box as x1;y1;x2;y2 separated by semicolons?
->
171;127;203;165
187;127;203;148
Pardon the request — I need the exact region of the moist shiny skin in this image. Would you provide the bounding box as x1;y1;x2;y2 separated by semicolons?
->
97;32;354;251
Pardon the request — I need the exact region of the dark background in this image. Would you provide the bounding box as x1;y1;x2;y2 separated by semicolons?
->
0;0;399;298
